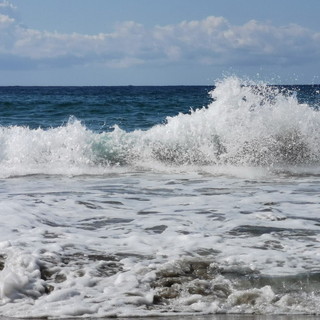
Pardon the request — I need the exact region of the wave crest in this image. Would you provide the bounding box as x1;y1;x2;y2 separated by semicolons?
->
1;77;320;177
125;77;320;167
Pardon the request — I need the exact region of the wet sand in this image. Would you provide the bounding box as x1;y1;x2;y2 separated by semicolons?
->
116;315;320;320
1;315;319;320
119;315;319;320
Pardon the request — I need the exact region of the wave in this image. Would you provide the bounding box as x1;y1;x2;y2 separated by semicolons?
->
1;77;320;177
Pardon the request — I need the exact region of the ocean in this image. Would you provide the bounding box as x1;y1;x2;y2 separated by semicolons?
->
0;76;320;318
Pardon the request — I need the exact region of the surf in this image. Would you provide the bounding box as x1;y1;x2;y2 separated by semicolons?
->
0;76;319;177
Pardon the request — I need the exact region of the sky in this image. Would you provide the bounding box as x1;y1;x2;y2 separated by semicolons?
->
0;0;320;85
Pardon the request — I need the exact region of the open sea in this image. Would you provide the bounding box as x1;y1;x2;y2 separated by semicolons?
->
0;77;320;318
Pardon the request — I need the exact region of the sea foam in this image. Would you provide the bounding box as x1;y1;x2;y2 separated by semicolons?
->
1;78;320;317
0;77;319;179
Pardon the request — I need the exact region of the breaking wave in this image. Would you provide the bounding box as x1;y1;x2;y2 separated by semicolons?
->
1;77;320;177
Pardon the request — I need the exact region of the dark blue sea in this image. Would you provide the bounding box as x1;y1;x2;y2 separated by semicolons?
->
0;85;212;131
0;77;320;318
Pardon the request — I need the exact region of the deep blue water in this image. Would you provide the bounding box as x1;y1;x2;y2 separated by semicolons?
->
0;86;213;131
0;84;319;132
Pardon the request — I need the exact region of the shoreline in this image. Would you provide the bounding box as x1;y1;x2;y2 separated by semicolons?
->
1;315;320;320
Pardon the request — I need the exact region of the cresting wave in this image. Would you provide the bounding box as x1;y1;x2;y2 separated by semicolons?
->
1;78;320;318
1;77;319;177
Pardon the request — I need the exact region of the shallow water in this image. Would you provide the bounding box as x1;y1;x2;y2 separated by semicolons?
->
0;78;320;317
0;168;319;317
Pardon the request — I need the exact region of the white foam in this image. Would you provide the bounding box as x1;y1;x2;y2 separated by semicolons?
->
0;249;44;303
1;77;320;317
1;77;320;178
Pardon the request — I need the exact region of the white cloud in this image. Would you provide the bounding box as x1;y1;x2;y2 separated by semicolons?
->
0;4;319;70
0;13;13;25
0;0;16;14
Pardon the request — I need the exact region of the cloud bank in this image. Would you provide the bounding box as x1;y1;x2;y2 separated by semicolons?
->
0;2;320;71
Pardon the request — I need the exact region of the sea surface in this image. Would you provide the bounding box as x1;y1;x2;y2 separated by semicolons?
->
0;77;320;318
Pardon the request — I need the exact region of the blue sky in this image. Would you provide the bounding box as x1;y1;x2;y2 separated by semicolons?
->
0;0;320;85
